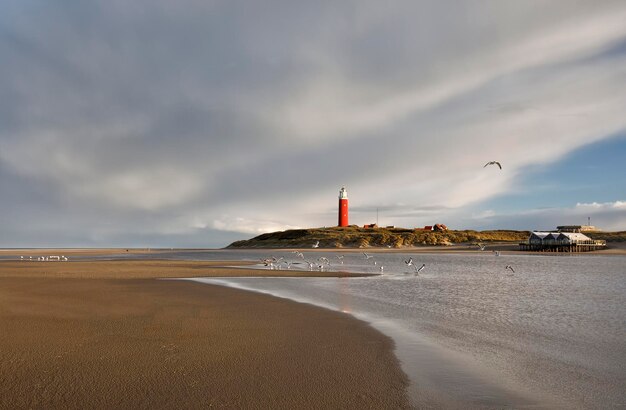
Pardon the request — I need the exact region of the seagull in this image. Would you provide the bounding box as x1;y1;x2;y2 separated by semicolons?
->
493;250;501;257
505;265;515;273
484;161;502;169
336;255;344;264
476;243;486;251
414;264;426;276
379;266;384;274
363;253;373;259
312;241;320;248
305;260;315;271
318;257;330;266
404;257;414;267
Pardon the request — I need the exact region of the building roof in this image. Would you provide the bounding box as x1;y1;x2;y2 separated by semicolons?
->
530;232;556;239
558;232;591;241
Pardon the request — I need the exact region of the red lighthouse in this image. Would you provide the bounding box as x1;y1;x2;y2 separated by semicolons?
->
338;187;349;227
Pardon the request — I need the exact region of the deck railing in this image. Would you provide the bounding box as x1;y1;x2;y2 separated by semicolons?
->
524;239;606;246
519;238;607;252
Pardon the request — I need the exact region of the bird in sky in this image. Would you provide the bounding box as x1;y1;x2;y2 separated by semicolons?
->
404;257;414;266
312;241;320;248
505;265;515;273
336;255;344;264
484;161;502;169
363;253;373;259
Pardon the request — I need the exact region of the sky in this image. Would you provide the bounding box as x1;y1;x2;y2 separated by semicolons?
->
1;1;625;248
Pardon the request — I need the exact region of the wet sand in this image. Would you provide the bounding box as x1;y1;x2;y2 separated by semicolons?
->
0;262;409;409
0;260;371;279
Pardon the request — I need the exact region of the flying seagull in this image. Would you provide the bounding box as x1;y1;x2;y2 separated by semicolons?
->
363;252;373;259
318;257;330;266
484;161;502;169
312;241;320;248
415;264;426;276
505;265;515;273
404;257;414;266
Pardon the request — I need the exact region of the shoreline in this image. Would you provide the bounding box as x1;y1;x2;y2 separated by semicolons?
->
187;277;563;409
0;261;410;409
2;242;625;258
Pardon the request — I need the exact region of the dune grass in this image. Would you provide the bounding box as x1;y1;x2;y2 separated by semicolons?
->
228;226;531;248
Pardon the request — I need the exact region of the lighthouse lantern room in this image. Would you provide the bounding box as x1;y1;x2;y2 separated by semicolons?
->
338;187;349;227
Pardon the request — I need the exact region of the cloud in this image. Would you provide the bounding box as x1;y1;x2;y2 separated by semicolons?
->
459;201;626;232
211;216;302;235
576;201;626;210
1;1;626;246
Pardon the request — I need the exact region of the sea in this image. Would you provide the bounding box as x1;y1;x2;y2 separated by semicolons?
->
9;248;626;408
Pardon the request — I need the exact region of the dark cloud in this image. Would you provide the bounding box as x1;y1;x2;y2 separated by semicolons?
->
1;1;626;246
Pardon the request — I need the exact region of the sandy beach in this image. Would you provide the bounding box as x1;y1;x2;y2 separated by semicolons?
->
0;257;410;409
0;259;373;279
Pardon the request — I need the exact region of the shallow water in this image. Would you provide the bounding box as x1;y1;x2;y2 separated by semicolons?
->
179;250;626;409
